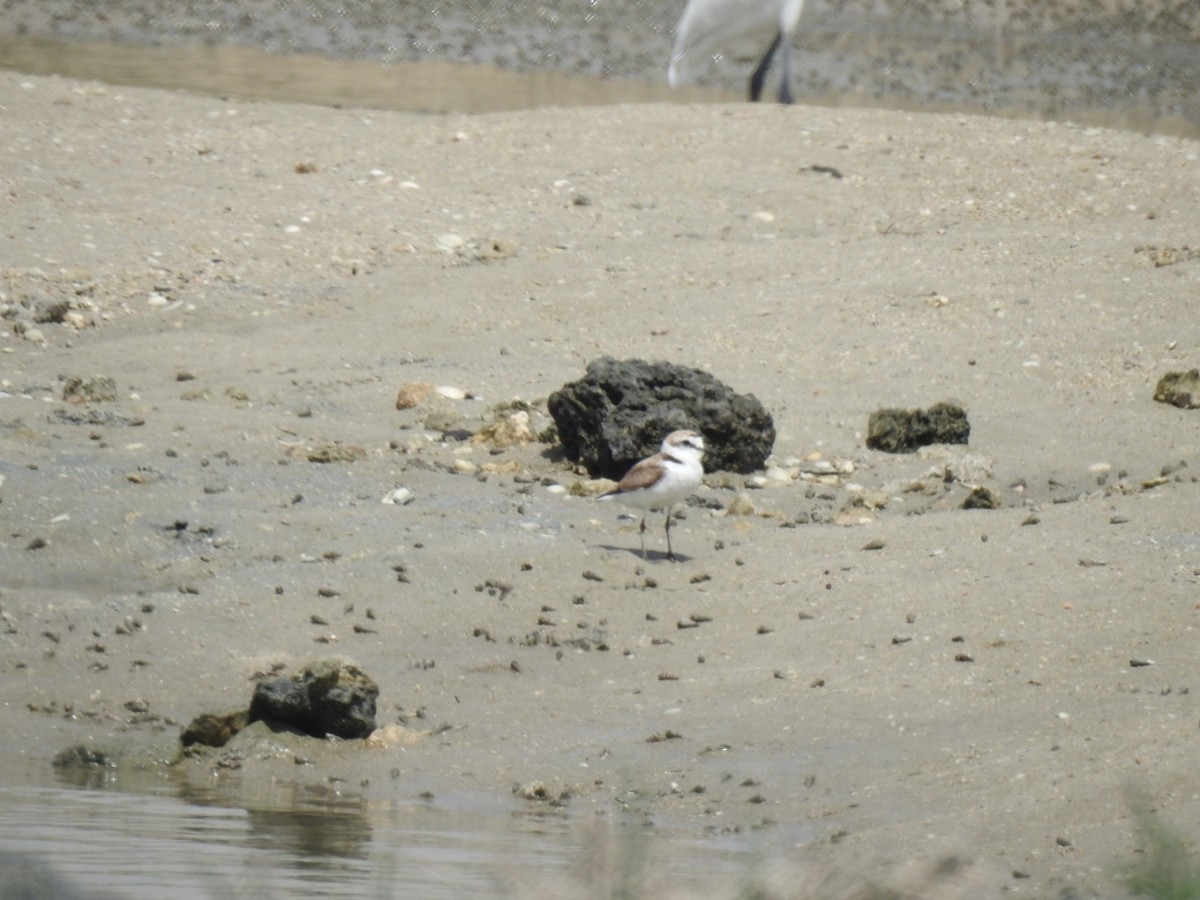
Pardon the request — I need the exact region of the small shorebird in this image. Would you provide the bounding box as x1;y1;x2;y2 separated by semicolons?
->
598;430;706;560
668;0;805;104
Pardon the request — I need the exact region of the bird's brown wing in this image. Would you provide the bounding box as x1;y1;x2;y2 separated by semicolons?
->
611;453;666;494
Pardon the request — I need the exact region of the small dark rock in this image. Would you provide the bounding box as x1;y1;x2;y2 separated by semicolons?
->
547;357;775;477
961;486;1000;509
866;402;970;453
51;744;113;769
33;298;71;324
249;659;379;739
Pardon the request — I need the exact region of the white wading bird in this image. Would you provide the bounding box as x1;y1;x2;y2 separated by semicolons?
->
668;0;805;104
598;430;706;561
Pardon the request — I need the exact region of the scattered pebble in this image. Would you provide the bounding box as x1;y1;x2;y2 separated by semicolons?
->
395;382;434;409
725;493;755;516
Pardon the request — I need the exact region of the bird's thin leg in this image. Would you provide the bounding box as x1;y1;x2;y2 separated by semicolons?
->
777;34;794;104
750;32;782;102
664;506;676;561
639;514;648;560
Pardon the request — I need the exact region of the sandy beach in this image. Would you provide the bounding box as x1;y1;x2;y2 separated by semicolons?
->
1;55;1200;896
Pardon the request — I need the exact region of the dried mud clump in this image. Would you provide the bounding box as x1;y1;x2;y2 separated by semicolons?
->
866;402;970;453
180;710;251;748
1153;369;1200;409
61;375;117;404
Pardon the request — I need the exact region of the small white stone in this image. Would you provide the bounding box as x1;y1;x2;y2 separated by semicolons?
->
436;385;466;400
382;486;415;505
147;293;170;307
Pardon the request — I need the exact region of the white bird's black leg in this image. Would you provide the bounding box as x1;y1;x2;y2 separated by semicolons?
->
776;33;794;104
639;514;648;559
750;32;781;102
664;506;676;561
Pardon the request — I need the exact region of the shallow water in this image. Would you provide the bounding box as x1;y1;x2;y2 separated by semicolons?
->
0;772;781;898
0;34;735;114
1;22;1197;135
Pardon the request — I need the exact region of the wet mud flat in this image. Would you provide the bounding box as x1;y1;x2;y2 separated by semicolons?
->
0;0;1197;131
2;70;1200;895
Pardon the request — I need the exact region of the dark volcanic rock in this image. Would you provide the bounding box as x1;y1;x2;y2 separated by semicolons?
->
547;357;775;478
303;660;379;739
249;660;379;739
249;675;309;726
866;402;970;453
